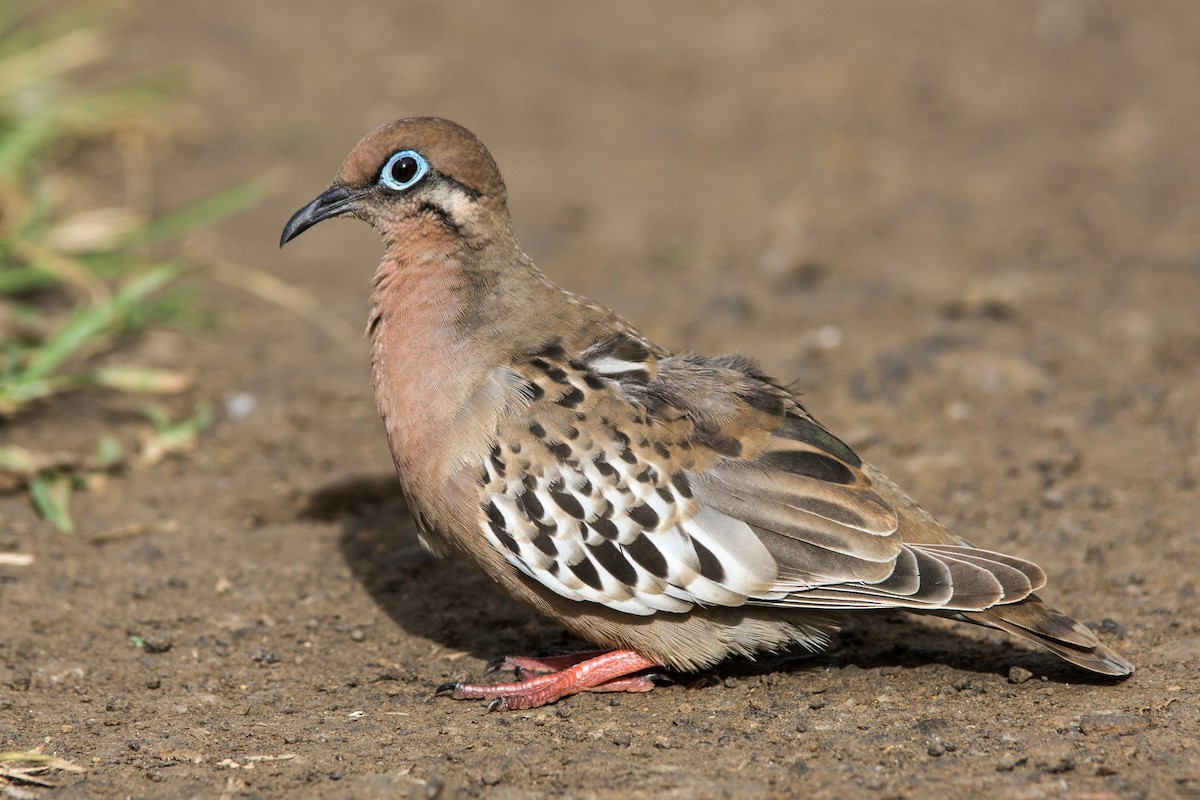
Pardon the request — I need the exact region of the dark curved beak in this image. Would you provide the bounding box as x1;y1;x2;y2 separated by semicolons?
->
279;184;365;247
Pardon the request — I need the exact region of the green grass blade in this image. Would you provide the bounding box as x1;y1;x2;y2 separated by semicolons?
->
0;265;62;295
20;262;181;382
28;470;74;532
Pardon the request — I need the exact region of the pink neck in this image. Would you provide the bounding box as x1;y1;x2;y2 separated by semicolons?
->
368;249;482;498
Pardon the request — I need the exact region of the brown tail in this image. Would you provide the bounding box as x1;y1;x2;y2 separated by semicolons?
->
962;595;1133;677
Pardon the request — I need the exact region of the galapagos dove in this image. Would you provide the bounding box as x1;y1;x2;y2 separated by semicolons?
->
281;117;1132;711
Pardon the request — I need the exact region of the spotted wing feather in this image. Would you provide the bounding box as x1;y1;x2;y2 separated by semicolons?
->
479;341;778;616
476;338;1047;622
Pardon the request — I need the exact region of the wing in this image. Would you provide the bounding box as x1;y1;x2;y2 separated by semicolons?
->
478;336;780;616
475;335;1044;619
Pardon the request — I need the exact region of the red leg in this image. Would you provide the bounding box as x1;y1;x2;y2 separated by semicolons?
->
438;649;660;711
486;649;612;677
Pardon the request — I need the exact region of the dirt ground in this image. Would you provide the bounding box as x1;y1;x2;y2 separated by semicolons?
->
3;1;1199;797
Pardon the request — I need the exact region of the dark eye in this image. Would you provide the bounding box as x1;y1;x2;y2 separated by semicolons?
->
379;149;429;191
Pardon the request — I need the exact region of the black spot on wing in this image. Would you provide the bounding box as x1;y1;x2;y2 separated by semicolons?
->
569;556;604;590
590;517;619;540
671;473;693;499
593;457;616;477
529;422;546;438
486;502;519;554
531;339;567;360
625;535;668;579
759;449;857;484
548;441;573;462
775;414;863;467
620;369;654;382
691;538;726;584
532;524;558;556
517;489;545;521
738;388;786;417
556;386;585;408
628;504;660;530
583;373;606;390
585;332;654;361
591;539;638;585
549;485;586;520
489;445;505;477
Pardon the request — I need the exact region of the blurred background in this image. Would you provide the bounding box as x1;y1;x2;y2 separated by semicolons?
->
2;2;1198;797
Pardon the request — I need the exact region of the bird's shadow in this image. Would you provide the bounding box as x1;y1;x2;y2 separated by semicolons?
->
308;475;583;662
309;474;1123;687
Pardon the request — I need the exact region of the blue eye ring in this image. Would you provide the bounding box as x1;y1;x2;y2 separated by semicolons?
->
379;149;429;191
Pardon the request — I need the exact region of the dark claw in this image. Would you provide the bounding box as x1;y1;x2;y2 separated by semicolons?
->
435;681;461;696
486;697;508;712
484;656;512;674
645;672;673;686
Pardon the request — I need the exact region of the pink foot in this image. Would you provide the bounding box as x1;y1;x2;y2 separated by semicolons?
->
486;649;612;677
437;649;661;711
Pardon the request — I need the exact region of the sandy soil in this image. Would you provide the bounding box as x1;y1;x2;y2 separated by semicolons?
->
3;1;1199;797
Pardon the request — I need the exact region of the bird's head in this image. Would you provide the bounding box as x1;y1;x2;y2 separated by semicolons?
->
280;117;511;250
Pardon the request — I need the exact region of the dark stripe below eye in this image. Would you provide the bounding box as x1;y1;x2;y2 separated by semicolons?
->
417;202;464;237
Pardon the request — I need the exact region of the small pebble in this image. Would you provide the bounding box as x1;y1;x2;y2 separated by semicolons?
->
995;753;1023;771
225;392;257;420
1079;712;1148;736
1007;666;1033;684
142;634;174;654
1046;750;1075;773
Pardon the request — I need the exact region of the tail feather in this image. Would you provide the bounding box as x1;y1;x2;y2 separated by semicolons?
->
963;595;1134;677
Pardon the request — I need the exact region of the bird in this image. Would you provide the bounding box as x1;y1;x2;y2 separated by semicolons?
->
280;117;1133;711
